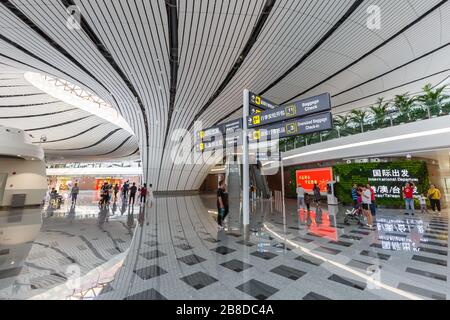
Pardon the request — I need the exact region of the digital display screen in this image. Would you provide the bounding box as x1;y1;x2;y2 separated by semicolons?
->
296;168;333;192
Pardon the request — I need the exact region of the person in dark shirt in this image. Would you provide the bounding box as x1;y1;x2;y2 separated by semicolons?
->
129;182;138;206
217;180;229;229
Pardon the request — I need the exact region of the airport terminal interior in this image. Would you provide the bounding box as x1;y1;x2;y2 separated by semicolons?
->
1;0;450;301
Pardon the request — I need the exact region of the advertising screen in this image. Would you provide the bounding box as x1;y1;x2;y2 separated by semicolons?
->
296;168;333;192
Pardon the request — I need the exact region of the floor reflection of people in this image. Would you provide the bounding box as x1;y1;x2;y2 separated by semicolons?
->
127;206;135;228
138;206;146;227
111;202;118;216
98;205;109;228
68;203;76;222
120;201;127;216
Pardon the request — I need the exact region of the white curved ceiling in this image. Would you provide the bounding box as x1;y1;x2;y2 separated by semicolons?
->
0;0;449;190
0;64;139;162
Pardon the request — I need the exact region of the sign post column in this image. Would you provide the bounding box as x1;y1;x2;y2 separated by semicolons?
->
243;90;250;236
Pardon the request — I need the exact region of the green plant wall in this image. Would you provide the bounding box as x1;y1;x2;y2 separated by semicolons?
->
332;160;429;207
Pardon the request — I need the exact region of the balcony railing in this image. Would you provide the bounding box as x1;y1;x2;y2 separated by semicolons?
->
280;97;450;152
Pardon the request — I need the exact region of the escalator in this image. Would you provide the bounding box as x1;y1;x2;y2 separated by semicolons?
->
249;161;271;199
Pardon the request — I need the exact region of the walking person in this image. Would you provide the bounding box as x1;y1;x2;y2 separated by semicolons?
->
217;180;229;230
313;183;321;207
403;182;415;216
129;182;137;206
361;185;374;228
122;180;129;199
70;183;80;205
367;183;377;218
427;184;442;215
296;183;306;210
417;193;429;214
351;183;358;208
139;183;148;205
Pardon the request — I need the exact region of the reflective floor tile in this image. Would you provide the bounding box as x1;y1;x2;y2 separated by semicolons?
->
124;288;167;300
314;246;341;255
204;238;221;243
292;236;314;243
144;240;159;247
411;255;447;267
141;250;167;260
180;272;218;290
420;240;448;248
303;292;332;300
220;259;253;272
178;254;207;266
175;243;193;251
351;230;370;235
270;265;306;280
236;240;256;247
418;247;448;256
134;265;168;280
250;251;278;260
328;274;366;291
236;279;279;300
397;283;446;300
328;240;353;247
405;267;447;281
213;246;236;255
295;254;324;266
346;260;380;271
340;234;363;241
360;250;390;261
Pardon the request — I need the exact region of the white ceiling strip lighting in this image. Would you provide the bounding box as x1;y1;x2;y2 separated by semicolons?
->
24;72;135;135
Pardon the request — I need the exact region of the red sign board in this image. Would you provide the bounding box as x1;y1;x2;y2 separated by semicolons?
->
296;168;333;192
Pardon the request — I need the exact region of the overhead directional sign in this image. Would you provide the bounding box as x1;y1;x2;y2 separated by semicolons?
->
249;91;278;115
196;119;242;143
196;132;242;152
248;112;333;142
248;92;331;128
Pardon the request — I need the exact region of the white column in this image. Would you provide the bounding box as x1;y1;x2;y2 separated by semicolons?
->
242;90;250;228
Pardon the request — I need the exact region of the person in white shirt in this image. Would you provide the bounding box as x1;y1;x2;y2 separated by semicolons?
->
361;185;374;228
296;184;305;210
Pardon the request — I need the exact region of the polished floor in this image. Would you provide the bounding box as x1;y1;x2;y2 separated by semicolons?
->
0;191;448;300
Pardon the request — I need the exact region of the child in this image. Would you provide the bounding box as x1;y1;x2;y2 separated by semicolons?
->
417;194;429;214
304;193;311;213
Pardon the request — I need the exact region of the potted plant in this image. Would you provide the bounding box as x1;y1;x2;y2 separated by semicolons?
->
333;114;350;137
349;109;368;133
370;97;390;129
416;83;448;117
393;93;416;124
